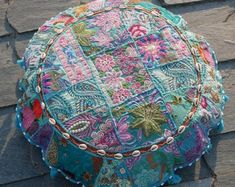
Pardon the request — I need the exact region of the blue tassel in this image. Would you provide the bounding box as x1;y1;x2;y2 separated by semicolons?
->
206;143;212;152
17;59;25;69
50;168;58;178
168;174;182;185
15;108;22;130
215;120;224;133
224;95;229;102
15;114;21;130
15;121;20;130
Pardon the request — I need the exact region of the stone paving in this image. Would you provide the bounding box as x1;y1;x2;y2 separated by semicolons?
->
0;0;234;186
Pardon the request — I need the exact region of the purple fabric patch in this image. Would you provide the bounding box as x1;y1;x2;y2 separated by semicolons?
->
31;123;53;151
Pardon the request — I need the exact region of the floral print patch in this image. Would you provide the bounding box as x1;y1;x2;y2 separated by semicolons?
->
53;29;92;84
92;43;153;105
72;10;132;56
111;89;175;149
121;9;153;38
136;26;191;67
137;34;168;64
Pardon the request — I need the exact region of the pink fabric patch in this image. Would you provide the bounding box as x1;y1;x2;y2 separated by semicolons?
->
22;106;35;130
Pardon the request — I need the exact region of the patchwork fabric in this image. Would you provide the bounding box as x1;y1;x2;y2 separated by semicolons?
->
16;0;228;187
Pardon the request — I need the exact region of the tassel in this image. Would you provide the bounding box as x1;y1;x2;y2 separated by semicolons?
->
168;174;182;185
15;111;21;130
205;143;212;152
224;95;229;102
215;120;224;134
17;59;25;69
50;168;58;178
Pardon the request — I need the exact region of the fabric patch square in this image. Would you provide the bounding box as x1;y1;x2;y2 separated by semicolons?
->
121;9;153;39
91;43;154;105
54;29;92;84
150;15;169;31
45;80;106;123
163;87;197;128
111;89;175;150
22;70;39;98
31;123;53;151
42;50;71;97
128;149;176;187
96;159;132;186
46;133;103;186
72;10;132;56
149;58;197;94
135;26;191;67
175;122;209;164
64;105;122;152
201;79;224;126
160;26;191;60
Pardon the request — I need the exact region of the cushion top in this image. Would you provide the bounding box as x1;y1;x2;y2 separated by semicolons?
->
29;2;198;153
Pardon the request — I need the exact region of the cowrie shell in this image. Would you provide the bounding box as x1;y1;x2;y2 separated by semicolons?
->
18;98;22;104
48;39;54;45
166;137;174;144
41;102;45;109
37;68;42;74
114;153;123;160
150;144;159;151
49;118;56;125
151;9;160;16
188;112;194;119
178;126;186;134
62;132;70;139
191;47;198;56
54;28;63;34
86;11;94;17
97;149;106;156
132;150;141;157
196;63;202;72
104;6;112;11
79;144;87;150
194;98;199;106
198;84;202;93
180;34;187;41
36;86;41;93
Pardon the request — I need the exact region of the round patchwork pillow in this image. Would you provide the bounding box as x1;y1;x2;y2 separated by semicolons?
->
16;0;228;186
